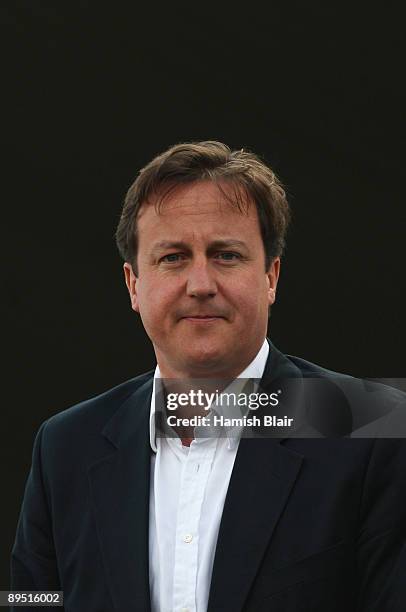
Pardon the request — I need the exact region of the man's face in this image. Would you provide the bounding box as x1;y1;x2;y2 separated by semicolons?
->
124;180;279;378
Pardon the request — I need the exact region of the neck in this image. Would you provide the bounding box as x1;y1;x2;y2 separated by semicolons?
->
155;341;267;444
156;344;265;380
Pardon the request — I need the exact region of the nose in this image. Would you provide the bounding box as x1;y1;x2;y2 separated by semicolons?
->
186;259;217;298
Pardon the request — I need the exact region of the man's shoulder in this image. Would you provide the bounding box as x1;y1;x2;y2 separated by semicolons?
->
42;370;154;439
286;354;351;379
288;352;405;398
283;351;406;437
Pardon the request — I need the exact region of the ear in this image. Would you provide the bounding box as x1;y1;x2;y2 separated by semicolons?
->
266;257;280;306
123;262;140;313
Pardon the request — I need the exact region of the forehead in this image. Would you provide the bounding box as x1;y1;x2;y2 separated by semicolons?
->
137;180;260;232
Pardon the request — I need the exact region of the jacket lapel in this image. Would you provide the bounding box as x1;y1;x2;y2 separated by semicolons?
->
88;377;153;612
207;342;305;612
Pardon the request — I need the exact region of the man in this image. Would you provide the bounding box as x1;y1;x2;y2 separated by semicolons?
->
11;141;406;611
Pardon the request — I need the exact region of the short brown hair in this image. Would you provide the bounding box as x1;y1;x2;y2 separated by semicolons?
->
115;141;291;273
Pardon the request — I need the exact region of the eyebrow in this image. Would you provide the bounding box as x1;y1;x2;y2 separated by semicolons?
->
150;239;249;255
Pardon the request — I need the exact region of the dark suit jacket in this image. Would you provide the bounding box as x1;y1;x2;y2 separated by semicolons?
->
11;342;406;611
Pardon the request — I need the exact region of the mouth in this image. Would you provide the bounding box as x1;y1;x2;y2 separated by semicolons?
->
180;315;225;323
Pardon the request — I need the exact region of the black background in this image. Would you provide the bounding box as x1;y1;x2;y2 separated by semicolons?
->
2;1;405;587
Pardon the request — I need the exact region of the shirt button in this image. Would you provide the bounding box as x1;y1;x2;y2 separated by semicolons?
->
184;534;193;543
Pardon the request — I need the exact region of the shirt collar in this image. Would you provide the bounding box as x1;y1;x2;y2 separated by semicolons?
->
149;338;270;452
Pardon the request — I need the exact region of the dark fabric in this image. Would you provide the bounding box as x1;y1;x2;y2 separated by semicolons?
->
10;343;406;611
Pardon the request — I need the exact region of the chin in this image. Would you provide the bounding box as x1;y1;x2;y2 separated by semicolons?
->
183;347;226;372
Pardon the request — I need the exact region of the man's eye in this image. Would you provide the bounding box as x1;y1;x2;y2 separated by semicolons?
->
216;252;241;261
160;253;184;263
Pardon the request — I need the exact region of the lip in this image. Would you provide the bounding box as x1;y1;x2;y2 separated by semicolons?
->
181;316;224;322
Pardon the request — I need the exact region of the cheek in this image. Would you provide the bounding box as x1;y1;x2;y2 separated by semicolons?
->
245;296;268;319
138;281;177;320
229;279;270;314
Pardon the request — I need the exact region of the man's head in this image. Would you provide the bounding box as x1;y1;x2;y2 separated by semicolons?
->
116;141;291;378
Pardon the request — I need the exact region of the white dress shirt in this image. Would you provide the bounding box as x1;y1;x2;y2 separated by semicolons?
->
148;339;269;612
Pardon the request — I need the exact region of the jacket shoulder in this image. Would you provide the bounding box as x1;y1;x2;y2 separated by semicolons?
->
287;353;405;396
42;370;154;436
286;355;352;379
